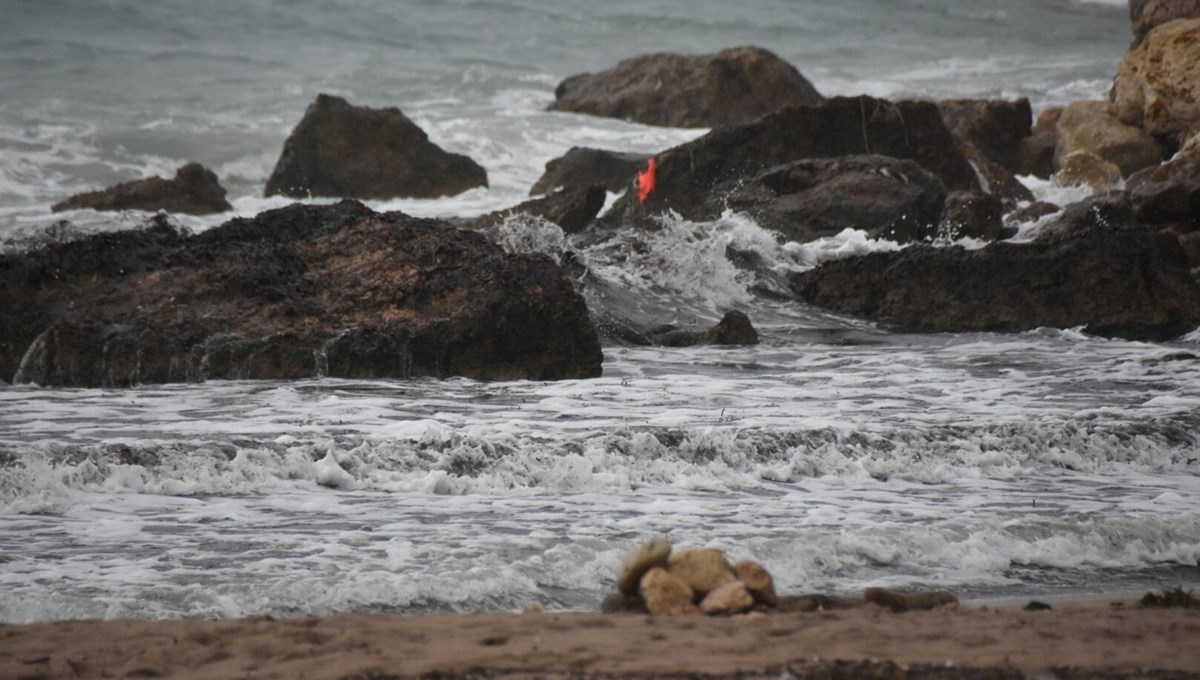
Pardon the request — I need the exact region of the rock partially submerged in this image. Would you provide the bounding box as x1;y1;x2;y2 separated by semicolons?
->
1;201;602;386
647;311;760;347
530;147;651;196
51;162;232;216
265;94;487;200
549;46;824;129
790;214;1200;341
466;185;607;235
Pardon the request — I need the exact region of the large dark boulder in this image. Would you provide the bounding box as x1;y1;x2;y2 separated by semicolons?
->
549;46;824;129
1129;138;1200;230
936;98;1032;174
51;163;231;215
467;185;607;234
264;94;488;200
604;96;979;227
530;147;651;196
713;155;947;244
790;217;1200;341
0;201;602;386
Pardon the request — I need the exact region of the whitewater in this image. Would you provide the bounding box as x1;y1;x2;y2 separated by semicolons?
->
2;0;1199;623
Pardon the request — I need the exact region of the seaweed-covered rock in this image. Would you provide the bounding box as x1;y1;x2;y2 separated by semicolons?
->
530;147;651;196
265;94;487;200
52;163;232;216
549;46;823;129
1;201;602;386
790;215;1200;341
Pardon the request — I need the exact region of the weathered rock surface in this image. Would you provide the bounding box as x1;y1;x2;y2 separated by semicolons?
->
649;310;760;347
603;96;977;227
1130;0;1200;46
937;98;1032;174
1113;18;1200;140
699;581;755;615
1053;150;1123;193
1129;136;1200;229
666;549;736;596
530;147;651;196
734;560;779;607
264;94;487;200
956;143;1035;206
940;191;1003;241
639;567;699;616
1055;100;1164;177
1;200;603;386
549;46;823;129
790;216;1200;341
468;185;607;234
51;163;232;216
1018;107;1063;179
617;539;672;597
713;155;948;245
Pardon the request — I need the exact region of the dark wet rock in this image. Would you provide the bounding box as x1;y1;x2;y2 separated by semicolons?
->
1004;201;1062;234
940;191;1003;241
1129;138;1200;229
603;96;978;227
51;163;232;216
549;46;823;129
0;200;602;386
714;155;947;244
468;185;607;234
957;143;1035;206
530;147;651;196
1130;0;1200;46
937;98;1032;174
1179;230;1200;267
1055;100;1164;178
264;94;487;200
1018;107;1063;179
1045;191;1136;239
649;311;759;348
1052;150;1123;194
790;216;1200;341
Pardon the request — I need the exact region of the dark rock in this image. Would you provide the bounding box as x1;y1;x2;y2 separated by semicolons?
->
715;155;947;244
649;311;759;348
956;143;1035;206
1129;141;1200;229
1052;150;1123;194
1;201;602;386
1130;0;1200;46
790;219;1200;341
1005;201;1061;229
603;96;979;227
1018;107;1063;179
549;46;823;129
1179;230;1200;267
940;191;1003;241
468;185;607;234
937;98;1032;173
264;94;487;200
1044;191;1136;240
530;147;651;196
51;163;232;216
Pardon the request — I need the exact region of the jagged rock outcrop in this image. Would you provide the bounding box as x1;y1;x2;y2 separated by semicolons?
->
1;201;602;386
530;147;651;196
713;155;947;244
51;163;232;215
1055;100;1164;177
1130;0;1200;46
790;211;1200;341
265;94;487;200
549;46;824;129
1112;18;1200;140
603;96;978;227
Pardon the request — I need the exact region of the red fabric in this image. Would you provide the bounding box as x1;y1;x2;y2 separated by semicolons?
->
637;157;657;203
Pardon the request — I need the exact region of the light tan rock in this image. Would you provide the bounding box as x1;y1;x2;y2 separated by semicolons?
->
734;560;780;607
666;548;736;596
616;538;671;596
1113;18;1200;139
699;581;755;615
1055;100;1163;177
1131;0;1200;47
639;567;699;616
1052;150;1123;194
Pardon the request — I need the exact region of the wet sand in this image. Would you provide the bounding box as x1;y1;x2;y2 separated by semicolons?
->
2;596;1199;679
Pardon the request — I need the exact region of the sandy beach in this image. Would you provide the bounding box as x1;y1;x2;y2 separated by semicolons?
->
3;596;1199;680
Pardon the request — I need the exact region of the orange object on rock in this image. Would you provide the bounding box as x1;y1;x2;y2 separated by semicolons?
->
637;157;657;203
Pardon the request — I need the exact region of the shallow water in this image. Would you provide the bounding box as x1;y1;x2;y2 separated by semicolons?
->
4;0;1200;625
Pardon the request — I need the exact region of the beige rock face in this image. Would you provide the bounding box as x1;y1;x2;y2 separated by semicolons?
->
1113;19;1200;139
1056;101;1164;177
1053;150;1123;194
1130;0;1200;46
734;560;780;606
616;539;672;596
699;581;755;615
640;567;699;616
666;549;736;596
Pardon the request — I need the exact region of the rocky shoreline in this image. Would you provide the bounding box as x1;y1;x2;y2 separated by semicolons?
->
7;6;1200;386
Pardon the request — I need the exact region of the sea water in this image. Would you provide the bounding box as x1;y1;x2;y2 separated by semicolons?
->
3;0;1200;624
